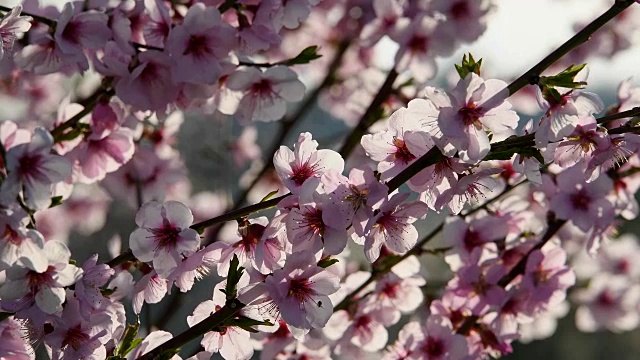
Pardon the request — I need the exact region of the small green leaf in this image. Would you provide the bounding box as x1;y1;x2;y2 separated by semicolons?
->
49;196;64;208
224;254;245;300
260;189;279;203
282;45;322;66
455;53;483;79
115;323;141;357
539;63;588;89
317;257;339;268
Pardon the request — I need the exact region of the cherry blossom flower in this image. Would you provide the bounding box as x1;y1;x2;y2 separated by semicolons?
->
263;251;340;338
0;316;34;359
550;166;614;232
0;208;46;271
0;128;72;210
166;3;237;85
364;193;429;262
437;73;519;163
574;274;640;333
325;308;390;352
129;200;200;278
432;0;494;44
520;246;576;314
129;331;180;359
0;240;82;314
44;294;112;360
360;0;408;46
226;65;306;122
409;315;469;360
131;270;169;314
0;5;32;61
535;89;604;147
287;196;349;255
114;50;180;112
393;16;452;82
54;2;111;55
361;106;434;181
321;166;388;237
188;276;259;360
273;132;344;195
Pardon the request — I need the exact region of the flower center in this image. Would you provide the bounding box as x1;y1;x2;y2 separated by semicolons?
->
287;278;313;304
458;103;483;126
290;160;318;186
392;137;416;164
570;189;591;211
423;336;445;357
184;34;211;58
151;224;181;248
62;325;89;351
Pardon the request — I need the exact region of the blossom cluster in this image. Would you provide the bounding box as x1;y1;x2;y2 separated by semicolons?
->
0;0;640;360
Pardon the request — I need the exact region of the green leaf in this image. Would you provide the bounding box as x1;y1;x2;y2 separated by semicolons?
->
223;254;245;300
282;45;322;66
455;53;483;79
260;189;279;203
115;323;141;357
49;196;64;208
317;257;339;268
539;63;587;89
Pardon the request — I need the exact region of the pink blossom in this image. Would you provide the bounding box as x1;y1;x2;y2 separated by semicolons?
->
435;168;502;215
287;196;349;255
73;255;115;318
0;208;46;271
213;217;269;276
16;31;89;75
226;66;306;122
188;277;258;360
360;0;408;46
130;331;180;359
54;2;111;55
142;0;172;48
321;166;388;237
443;215;507;271
166;3;237;84
0;240;82;314
521;246;576;314
431;0;493;44
0;316;34;359
393;16;452;82
550;166;614;232
535;89;604;147
366;272;426;321
0;120;30;151
131;270;169;314
324;308;390;352
263;251;340;338
0;5;32;61
382;321;421;360
409;315;469;360
574;274;640;332
273;132;344;195
44;294;112;360
364;193;428;262
0;128;72;210
361;106;434;181
129;200;200;278
437;73;519;163
166;243;220;293
114;50;180;112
